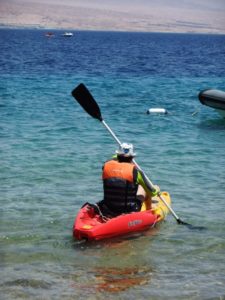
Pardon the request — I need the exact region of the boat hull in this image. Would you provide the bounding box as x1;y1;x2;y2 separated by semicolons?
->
73;192;171;241
198;89;225;118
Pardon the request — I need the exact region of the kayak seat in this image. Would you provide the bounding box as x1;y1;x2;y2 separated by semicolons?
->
84;202;110;222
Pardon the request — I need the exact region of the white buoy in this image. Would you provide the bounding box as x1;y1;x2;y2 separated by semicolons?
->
146;108;168;114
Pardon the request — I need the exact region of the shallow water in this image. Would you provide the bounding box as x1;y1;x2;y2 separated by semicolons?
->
0;29;225;299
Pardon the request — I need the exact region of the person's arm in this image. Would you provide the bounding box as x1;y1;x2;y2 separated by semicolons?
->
136;169;159;197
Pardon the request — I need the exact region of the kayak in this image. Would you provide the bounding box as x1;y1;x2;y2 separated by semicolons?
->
73;191;171;241
73;192;171;241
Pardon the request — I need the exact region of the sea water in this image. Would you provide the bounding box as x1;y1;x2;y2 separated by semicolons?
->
0;29;225;299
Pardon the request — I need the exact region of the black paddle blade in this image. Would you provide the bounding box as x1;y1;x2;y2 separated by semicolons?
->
72;83;103;121
177;218;206;231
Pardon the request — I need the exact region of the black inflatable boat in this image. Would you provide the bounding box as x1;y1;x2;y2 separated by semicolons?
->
198;89;225;118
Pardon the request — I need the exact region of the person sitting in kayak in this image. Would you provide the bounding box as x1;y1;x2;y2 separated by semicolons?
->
98;143;160;217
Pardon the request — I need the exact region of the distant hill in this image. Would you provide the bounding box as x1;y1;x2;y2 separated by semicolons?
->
0;0;225;33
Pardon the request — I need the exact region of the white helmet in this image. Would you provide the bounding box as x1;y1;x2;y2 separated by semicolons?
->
116;143;136;157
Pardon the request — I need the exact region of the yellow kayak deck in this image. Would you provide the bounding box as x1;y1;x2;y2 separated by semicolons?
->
141;191;171;222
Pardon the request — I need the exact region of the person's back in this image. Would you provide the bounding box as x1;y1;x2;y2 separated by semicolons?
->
99;143;159;217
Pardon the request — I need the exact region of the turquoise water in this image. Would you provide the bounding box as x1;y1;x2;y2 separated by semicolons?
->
1;29;225;299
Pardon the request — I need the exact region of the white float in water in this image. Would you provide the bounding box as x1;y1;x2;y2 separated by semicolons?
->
146;108;168;114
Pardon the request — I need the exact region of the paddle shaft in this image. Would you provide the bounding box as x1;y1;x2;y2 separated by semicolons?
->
102;119;182;223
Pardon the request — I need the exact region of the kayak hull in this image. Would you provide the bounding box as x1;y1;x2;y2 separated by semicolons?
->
73;192;171;241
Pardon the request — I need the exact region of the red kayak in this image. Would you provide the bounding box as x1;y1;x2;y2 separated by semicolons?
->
73;192;171;241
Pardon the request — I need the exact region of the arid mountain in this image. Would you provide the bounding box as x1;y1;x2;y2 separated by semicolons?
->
0;0;224;33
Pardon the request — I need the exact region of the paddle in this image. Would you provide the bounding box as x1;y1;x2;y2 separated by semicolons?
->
72;83;203;230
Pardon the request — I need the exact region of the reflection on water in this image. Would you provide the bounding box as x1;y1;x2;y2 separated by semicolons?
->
93;265;152;292
71;233;159;294
198;117;225;130
69;265;153;294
